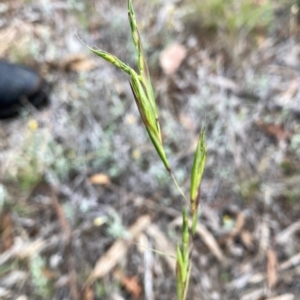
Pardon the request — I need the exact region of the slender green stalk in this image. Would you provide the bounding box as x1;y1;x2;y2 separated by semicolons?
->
170;172;189;205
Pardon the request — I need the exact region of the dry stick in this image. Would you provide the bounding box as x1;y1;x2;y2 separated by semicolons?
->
50;187;79;300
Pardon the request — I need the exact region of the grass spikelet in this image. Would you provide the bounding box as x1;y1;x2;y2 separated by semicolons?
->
89;0;170;172
190;131;207;215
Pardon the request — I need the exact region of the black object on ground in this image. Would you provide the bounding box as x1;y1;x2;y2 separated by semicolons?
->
0;60;50;119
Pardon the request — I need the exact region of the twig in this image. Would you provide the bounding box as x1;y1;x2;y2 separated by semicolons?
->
50;187;79;300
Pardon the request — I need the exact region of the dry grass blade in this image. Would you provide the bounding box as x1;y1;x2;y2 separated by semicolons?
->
279;252;300;271
267;248;278;290
0;238;45;266
276;220;300;244
171;216;224;262
84;215;151;288
50;187;78;300
146;224;176;272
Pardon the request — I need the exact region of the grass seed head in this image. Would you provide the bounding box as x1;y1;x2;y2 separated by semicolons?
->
89;0;170;172
89;48;132;75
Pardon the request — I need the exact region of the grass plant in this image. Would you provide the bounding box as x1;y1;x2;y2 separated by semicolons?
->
88;1;206;298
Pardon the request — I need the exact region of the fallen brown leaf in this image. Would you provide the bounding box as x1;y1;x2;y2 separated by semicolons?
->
118;274;142;299
89;173;111;185
60;53;96;72
255;119;291;143
159;43;187;75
